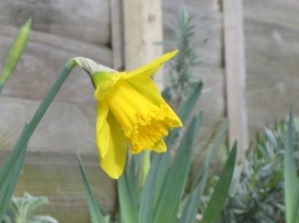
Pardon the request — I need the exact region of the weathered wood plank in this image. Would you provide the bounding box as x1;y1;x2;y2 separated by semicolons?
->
123;0;163;88
0;0;111;45
0;97;96;153
223;0;248;156
244;0;299;137
110;0;124;70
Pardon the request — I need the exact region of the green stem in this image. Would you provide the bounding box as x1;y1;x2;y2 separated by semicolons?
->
25;59;76;139
141;150;151;186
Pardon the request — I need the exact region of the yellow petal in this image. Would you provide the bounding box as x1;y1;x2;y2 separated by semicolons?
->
153;139;167;153
96;101;110;157
100;112;127;179
126;75;182;127
124;50;178;79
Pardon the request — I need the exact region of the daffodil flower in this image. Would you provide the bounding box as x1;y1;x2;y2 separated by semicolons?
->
75;50;182;179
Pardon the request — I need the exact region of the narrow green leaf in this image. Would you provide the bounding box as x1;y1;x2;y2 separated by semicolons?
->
154;113;202;223
77;155;106;223
127;154;141;205
138;155;163;223
178;123;229;223
284;109;299;223
117;173;138;223
265;128;279;151
0;143;27;221
201;142;237;223
151;149;171;210
151;82;203;212
0;19;31;93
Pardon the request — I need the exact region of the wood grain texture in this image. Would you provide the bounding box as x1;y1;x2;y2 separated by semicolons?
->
110;0;124;70
223;0;248;157
0;0;111;45
244;0;299;137
0;97;96;153
123;0;164;89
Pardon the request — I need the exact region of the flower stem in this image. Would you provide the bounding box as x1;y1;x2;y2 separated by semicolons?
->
25;59;76;138
141;150;151;186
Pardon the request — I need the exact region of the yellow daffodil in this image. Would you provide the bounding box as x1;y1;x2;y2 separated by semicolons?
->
75;50;182;179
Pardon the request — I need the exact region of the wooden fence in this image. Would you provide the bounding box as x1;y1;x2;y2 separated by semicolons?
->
1;0;299;221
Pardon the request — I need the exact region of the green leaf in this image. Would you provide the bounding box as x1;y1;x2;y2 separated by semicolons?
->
126;154;141;205
284;109;299;223
9;193;56;223
154;113;202;223
77;155;106;223
117;172;138;223
201;142;237;223
0;130;28;221
0;19;31;93
150;81;202;212
178;123;229;223
138;155;163;223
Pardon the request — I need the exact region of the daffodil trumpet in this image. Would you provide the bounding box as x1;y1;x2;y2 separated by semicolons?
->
74;50;182;179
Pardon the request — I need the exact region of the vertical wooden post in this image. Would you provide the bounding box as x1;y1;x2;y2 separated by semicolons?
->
223;0;248;159
123;0;164;89
110;0;124;70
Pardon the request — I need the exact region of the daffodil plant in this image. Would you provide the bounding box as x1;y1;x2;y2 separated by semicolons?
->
0;17;183;219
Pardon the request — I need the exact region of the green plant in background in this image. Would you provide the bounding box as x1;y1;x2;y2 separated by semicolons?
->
3;193;57;223
200;111;299;223
162;8;207;108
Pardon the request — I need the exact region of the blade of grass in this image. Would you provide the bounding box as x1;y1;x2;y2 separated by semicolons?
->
284;109;299;223
77;155;106;223
117;173;138;223
126;154;141;205
200;142;237;223
0;19;31;94
0;127;28;220
154;112;202;223
178;123;229;223
138;155;164;223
